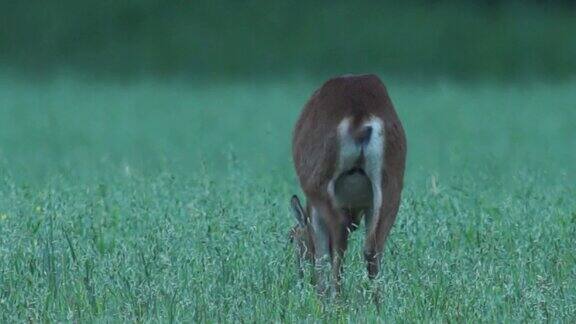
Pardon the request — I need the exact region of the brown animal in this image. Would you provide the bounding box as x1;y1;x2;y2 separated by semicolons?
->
290;74;406;295
288;195;315;279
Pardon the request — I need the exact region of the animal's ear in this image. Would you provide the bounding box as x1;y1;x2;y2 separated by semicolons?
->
290;195;307;227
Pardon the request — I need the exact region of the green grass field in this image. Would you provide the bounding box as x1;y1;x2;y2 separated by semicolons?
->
0;76;575;322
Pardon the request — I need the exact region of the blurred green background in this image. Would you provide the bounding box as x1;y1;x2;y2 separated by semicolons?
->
2;0;576;80
1;2;576;322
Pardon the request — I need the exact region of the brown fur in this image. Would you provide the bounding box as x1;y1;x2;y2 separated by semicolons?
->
290;74;407;293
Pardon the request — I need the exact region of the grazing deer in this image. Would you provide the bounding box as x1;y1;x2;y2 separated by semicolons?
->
289;74;406;295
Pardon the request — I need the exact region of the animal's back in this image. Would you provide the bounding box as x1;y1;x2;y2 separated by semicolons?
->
292;74;397;198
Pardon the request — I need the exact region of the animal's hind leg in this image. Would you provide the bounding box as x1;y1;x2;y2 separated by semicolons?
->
310;200;348;296
309;202;330;295
359;117;385;279
364;208;392;280
364;179;402;280
363;195;382;279
363;169;384;279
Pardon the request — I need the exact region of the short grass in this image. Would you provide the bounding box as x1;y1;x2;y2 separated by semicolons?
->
0;76;575;322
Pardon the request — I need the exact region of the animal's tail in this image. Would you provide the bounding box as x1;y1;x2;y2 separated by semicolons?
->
353;125;373;146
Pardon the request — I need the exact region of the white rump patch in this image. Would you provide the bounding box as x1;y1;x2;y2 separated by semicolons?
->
329;117;384;231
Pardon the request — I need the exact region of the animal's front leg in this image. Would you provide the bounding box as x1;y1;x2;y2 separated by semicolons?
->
330;210;350;295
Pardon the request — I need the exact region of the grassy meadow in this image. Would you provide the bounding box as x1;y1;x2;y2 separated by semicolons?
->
0;75;575;322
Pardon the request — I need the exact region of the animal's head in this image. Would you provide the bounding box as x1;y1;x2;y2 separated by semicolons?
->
289;195;315;267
